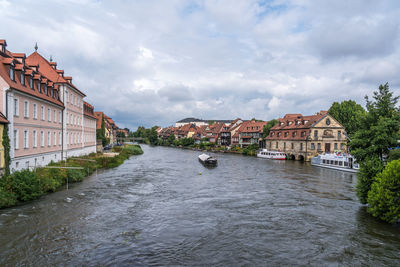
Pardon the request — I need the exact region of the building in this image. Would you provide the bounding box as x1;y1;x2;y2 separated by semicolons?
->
217;118;243;146
238;120;267;148
83;101;97;153
0;39;97;171
0;112;9;174
26;50;96;158
175;117;233;127
265;111;347;161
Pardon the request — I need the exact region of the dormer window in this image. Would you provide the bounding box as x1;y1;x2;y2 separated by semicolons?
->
50;88;54;97
292;132;296;137
9;64;15;81
29;75;33;88
44;84;48;95
20;70;25;85
38;81;41;92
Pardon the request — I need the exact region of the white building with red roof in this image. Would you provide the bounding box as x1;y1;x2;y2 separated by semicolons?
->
0;39;97;171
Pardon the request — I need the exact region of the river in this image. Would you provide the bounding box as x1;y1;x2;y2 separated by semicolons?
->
0;145;399;266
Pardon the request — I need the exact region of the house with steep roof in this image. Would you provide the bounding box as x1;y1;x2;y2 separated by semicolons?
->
237;120;267;148
265;111;347;161
217;118;243;146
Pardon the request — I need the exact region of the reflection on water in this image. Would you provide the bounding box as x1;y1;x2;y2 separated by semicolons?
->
0;145;399;266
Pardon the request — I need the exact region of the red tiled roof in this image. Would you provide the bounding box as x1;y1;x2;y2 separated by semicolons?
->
266;111;328;141
238;120;266;133
26;52;86;97
0;50;63;107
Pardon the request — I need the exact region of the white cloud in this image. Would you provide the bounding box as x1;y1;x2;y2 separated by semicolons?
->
1;0;400;130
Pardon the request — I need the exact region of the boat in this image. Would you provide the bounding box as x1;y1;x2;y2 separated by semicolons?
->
257;149;286;160
198;153;217;166
311;153;359;173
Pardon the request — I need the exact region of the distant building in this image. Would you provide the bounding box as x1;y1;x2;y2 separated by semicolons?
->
237;120;267;148
175;117;233;127
265;111;347;161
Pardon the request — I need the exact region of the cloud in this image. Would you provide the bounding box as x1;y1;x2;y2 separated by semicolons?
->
1;0;400;130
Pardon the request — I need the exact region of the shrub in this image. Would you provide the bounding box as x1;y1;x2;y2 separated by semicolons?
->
7;170;43;202
388;149;400;162
356;157;384;204
0;186;17;208
67;169;86;182
367;160;400;223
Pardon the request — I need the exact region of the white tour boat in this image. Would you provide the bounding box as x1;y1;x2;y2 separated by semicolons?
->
257;149;286;160
311;153;359;173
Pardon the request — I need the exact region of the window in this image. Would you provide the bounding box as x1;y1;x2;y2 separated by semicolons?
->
66;132;69;145
29;76;33;88
301;131;305;137
276;142;278;148
70;114;72;125
33;103;37;119
47;131;51;146
66;91;68;103
59;111;62;123
334;143;338;150
318;143;321;150
54;110;57;122
14;98;19;116
291;143;294;149
338;131;341;139
311;143;315;150
38;81;41;92
33;130;37;148
40;131;44;147
48;108;51;121
292;132;296;137
24;101;29;118
41;106;44;120
284;132;288;137
24;130;28;148
54;132;56;146
300;143;303;151
9;65;15;80
283;142;286;150
314;130;318;138
20;71;25;85
59;132;62;145
341;143;344;150
14;129;19;149
44;84;48;95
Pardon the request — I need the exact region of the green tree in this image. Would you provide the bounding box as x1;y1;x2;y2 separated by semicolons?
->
167;134;175;144
2;124;10;176
263;119;278;138
367;159;400;223
350;83;400;204
328;100;366;136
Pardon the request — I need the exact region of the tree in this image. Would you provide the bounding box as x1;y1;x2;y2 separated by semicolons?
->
350;83;400;204
167;134;175;144
367;159;400;223
263;119;278;138
328;100;366;136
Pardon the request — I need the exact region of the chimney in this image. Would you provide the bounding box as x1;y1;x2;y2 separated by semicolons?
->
0;40;7;53
65;76;72;83
49;62;57;69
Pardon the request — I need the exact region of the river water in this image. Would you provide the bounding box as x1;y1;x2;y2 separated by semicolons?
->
0;145;399;266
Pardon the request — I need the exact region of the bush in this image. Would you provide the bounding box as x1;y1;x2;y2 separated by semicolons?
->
367;160;400;223
7;170;43;202
0;186;17;208
356;157;384;204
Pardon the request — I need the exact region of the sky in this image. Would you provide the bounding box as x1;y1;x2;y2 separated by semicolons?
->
1;0;400;130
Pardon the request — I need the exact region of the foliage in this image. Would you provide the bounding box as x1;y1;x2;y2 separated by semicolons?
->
173;137;195;147
349;83;400;205
367;160;400;223
0;145;143;209
96;114;109;147
242;144;259;156
328;100;366;136
132;126;158;145
263;119;278;138
350;83;400;162
2;124;10;176
167;134;175;144
388;149;400;162
356;156;384;204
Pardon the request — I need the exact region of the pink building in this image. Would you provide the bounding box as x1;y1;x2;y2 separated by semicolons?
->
0;39;97;171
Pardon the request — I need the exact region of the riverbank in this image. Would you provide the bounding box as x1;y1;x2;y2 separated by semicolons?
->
0;144;143;209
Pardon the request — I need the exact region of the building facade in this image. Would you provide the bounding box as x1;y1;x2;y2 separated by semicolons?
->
0;40;97;171
265;111;347;161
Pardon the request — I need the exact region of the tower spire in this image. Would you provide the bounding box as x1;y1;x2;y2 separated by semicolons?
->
50;55;53;62
34;42;38;52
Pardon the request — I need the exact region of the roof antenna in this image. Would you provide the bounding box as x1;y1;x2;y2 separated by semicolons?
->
50;55;53;62
34;42;38;52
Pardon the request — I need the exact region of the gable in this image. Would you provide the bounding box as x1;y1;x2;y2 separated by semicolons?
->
312;114;344;129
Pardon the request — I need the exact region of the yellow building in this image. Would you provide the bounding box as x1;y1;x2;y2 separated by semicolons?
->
266;111;347;161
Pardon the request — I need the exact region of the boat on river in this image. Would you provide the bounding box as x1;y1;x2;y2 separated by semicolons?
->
257;149;286;160
311;153;359;173
198;153;217;166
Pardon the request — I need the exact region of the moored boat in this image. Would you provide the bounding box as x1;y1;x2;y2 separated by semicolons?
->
257;149;286;160
311;153;359;173
198;153;217;166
